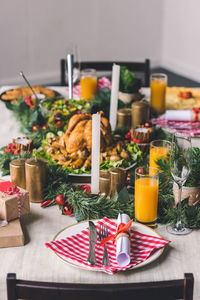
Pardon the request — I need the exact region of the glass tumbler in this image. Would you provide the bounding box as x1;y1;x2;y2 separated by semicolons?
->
80;69;97;100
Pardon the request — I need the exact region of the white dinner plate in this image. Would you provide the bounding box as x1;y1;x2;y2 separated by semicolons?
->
53;219;165;272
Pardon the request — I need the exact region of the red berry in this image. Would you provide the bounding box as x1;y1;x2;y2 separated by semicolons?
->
79;185;91;193
13;149;19;155
126;177;131;183
63;206;72;215
4;147;12;153
125;131;131;139
56;121;62;128
32;125;39;131
55;194;65;206
42;125;48;130
137;167;144;174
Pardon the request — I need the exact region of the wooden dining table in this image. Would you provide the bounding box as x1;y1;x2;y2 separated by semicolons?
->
0;85;200;299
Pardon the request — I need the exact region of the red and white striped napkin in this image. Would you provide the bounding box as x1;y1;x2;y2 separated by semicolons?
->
66;76;112;100
151;117;200;137
45;217;170;275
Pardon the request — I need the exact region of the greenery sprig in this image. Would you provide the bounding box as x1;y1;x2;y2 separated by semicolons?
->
0;148;31;176
43;164;133;222
156;157;200;228
119;66;142;94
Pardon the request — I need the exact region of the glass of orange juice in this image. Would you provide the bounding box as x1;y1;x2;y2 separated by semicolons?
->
80;69;97;100
150;73;167;115
149;140;171;171
135;166;159;227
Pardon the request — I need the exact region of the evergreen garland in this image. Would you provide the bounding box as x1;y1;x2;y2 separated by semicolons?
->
43;164;133;222
2;89;200;228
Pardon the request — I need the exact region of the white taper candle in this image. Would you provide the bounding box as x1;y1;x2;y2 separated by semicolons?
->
109;64;120;131
91;113;101;194
67;54;74;99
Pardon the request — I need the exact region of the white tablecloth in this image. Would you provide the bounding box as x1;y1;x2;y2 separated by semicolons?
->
1;202;199;299
0;86;200;299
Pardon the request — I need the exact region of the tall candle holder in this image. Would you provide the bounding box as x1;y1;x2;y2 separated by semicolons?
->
109;167;127;198
25;158;47;203
117;108;132;128
99;172;110;196
10;158;26;189
131;100;149;128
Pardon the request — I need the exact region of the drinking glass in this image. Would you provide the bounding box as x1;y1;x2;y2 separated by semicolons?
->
166;134;192;235
149;140;171;171
80;69;97;100
150;73;167;115
66;43;81;83
135;166;159;228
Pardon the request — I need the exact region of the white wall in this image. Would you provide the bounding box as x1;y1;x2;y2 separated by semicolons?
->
0;0;163;85
161;0;200;82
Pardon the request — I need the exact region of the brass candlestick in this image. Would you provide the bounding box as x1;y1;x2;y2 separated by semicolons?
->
25;158;47;203
131;100;150;128
109;167;127;198
10;158;26;189
117;108;132;128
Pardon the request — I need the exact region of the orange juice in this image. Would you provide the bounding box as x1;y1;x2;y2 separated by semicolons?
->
149;146;169;170
150;79;167;114
135;177;158;224
80;76;97;100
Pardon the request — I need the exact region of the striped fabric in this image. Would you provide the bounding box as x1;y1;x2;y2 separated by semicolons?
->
152;117;200;136
46;217;170;275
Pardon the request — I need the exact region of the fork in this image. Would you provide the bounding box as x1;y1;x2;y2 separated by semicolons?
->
99;224;110;266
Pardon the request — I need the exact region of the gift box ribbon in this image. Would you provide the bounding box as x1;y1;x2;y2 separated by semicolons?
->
0;181;22;217
45;217;170;275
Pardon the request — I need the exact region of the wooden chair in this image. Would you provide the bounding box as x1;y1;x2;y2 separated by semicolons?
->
60;59;150;87
7;273;194;300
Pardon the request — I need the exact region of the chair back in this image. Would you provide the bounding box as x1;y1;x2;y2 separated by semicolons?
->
7;273;194;300
60;59;150;87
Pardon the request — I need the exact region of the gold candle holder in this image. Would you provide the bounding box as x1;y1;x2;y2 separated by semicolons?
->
99;172;110;197
25;158;47;203
131;100;150;128
109;167;127;198
10;158;26;189
117;108;132;128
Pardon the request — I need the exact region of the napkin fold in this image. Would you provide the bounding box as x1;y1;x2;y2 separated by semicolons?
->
46;217;170;275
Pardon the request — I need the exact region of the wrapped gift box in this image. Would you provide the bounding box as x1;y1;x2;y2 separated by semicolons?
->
0;219;24;248
0;180;30;221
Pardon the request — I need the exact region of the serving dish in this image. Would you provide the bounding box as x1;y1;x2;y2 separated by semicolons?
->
0;86;61;102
